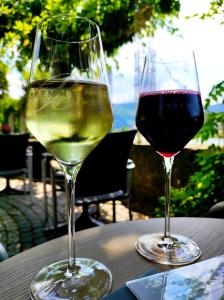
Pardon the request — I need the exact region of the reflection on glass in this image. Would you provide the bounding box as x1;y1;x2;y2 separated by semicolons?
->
127;255;224;299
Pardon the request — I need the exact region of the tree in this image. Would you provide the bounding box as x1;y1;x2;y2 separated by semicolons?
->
195;0;224;141
0;0;180;94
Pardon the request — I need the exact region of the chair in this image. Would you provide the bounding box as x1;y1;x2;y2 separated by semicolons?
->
208;201;224;218
47;129;136;231
0;133;33;195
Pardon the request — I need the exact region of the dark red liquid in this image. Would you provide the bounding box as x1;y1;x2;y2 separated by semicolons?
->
136;90;204;157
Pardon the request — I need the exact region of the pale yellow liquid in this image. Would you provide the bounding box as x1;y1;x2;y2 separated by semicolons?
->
26;80;113;165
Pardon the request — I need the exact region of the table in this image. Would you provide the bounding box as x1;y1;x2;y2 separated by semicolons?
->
0;217;224;299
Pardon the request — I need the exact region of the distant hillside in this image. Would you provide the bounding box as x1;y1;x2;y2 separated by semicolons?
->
207;104;224;113
111;102;224;131
112;102;137;130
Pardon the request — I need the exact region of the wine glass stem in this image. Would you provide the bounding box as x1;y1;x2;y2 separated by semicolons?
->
63;165;81;277
163;156;174;239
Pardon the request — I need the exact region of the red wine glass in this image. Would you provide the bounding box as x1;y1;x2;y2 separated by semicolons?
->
135;46;204;265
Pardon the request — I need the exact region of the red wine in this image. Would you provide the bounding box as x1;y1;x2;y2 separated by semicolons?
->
136;90;204;157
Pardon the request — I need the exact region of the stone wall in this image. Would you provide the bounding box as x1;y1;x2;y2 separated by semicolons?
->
129;144;200;216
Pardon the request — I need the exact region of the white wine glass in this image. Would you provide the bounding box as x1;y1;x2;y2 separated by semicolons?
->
135;46;204;265
25;14;113;299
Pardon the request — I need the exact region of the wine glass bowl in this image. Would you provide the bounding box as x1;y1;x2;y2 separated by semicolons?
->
27;15;112;167
26;15;113;299
135;46;204;265
136;89;204;158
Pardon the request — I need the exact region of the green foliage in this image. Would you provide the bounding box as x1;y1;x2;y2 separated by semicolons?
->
0;61;8;96
198;112;224;142
205;80;224;109
197;0;224;24
0;95;24;131
0;0;180;70
155;146;224;217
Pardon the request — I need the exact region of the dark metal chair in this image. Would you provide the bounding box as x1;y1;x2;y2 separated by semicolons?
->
208;201;224;218
45;129;136;232
0;133;33;195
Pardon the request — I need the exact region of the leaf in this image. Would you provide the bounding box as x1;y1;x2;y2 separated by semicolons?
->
13;21;33;35
23;39;30;47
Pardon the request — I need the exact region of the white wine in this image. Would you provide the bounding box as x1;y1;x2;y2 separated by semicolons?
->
26;80;113;165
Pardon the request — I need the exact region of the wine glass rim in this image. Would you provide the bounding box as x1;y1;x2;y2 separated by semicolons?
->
37;14;100;43
148;46;195;64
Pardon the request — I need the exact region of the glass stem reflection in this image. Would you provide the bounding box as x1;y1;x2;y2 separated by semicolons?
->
163;156;174;240
62;163;81;277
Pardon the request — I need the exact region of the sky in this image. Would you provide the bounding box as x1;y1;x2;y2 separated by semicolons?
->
8;0;224;106
109;0;224;105
170;0;224;102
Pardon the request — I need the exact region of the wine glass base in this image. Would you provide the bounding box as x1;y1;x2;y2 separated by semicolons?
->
30;258;112;300
136;233;201;266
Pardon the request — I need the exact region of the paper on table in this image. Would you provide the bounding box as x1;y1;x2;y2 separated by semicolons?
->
126;255;224;300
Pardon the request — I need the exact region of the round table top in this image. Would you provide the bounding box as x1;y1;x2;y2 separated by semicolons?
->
0;217;223;299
